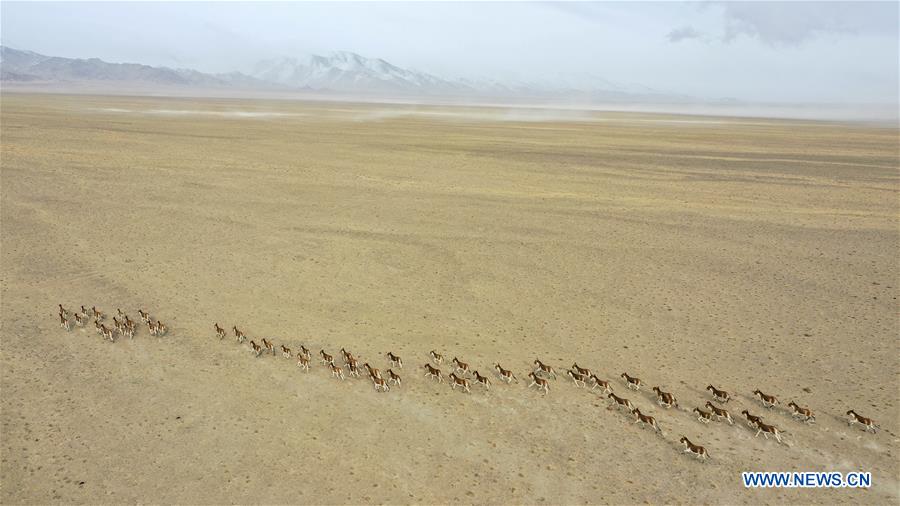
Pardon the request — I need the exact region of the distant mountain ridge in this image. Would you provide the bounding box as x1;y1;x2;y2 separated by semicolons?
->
250;51;471;94
0;45;688;102
0;46;270;88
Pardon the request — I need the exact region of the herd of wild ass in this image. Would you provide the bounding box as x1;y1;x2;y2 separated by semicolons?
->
57;303;883;461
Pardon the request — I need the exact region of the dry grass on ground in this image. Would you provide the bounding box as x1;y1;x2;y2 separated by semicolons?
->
1;93;898;504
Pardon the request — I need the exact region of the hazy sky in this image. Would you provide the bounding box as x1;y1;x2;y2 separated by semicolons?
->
2;1;897;104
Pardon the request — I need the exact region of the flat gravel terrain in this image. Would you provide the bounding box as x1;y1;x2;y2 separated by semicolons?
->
2;93;898;504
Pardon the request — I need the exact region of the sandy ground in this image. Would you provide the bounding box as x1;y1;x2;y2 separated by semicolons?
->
1;93;898;504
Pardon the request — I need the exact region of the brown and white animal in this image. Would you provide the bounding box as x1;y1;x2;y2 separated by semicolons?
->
693;407;713;424
330;364;345;380
786;402;815;423
261;338;275;355
652;387;677;408
74;313;85;327
233;326;246;343
372;375;390;392
122;316;136;339
249;341;262;357
706;385;730;403
215;323;226;339
494;363;518;383
589;374;611;393
741;409;764;428
346;359;361;378
452;357;470;375
571;363;592;377
846;410;878;433
423;363;443;382
472;370;490;390
752;420;786;444
298;345;310;359
296;353;310;371
80;305;89;318
281;345;292;359
567;369;587;388
632;408;662;433
137;309;149;323
340;347;354;364
753;389;778;408
364;363;382;380
607;392;634;411
101;324;115;342
705;402;734;424
59;313;71;331
386;369;402;387
448;373;471;393
387;352;403;369
621;372;642;390
320;349;334;366
528;372;550;394
58;304;68;318
679;436;709;460
533;359;557;379
429;350;444;364
154;320;167;336
92;306;104;321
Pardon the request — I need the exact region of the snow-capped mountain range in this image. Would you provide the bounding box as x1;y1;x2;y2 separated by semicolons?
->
250;51;469;94
1;46;687;102
248;51;672;99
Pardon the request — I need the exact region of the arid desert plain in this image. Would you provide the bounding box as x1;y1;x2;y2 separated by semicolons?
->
1;93;898;504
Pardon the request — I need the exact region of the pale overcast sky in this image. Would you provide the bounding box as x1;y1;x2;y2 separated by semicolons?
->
1;1;897;104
